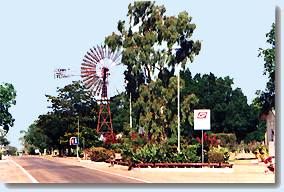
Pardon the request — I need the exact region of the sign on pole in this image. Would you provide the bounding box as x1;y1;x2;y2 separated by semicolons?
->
194;109;211;164
69;137;79;145
194;109;211;130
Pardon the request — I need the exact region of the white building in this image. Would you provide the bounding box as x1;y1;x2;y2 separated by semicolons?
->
261;110;275;156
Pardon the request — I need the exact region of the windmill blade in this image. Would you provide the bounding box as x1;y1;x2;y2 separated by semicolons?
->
93;46;102;61
100;45;105;59
81;66;96;73
97;45;105;60
82;58;95;66
93;80;103;96
88;77;100;91
81;67;96;75
90;48;101;62
81;65;96;71
84;54;96;63
83;75;99;89
87;51;100;63
82;62;96;68
107;46;112;59
81;72;96;78
112;50;122;64
105;46;109;58
82;74;97;83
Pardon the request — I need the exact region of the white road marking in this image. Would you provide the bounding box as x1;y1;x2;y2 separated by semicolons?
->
9;158;39;183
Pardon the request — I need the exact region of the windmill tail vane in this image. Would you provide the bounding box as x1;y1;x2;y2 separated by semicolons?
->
54;68;80;79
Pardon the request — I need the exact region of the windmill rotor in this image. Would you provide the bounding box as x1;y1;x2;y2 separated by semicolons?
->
81;45;121;98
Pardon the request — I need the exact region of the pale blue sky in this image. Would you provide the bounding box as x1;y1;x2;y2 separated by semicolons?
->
0;0;284;191
0;0;276;148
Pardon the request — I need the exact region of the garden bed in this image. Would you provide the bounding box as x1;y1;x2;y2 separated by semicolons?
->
132;162;233;168
106;160;233;169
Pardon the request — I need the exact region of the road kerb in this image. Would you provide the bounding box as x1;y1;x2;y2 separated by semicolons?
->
132;167;234;173
9;158;39;183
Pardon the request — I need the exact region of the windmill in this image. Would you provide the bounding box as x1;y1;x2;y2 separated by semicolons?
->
81;45;121;141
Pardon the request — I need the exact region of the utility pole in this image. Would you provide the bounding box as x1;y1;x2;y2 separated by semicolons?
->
76;117;80;159
177;67;181;153
130;93;132;129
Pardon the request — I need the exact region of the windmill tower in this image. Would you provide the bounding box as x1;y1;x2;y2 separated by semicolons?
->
81;45;121;141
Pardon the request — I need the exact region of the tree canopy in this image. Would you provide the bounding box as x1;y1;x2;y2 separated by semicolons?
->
0;83;16;133
255;23;275;113
0;129;10;146
21;81;102;155
105;1;201;100
180;69;265;142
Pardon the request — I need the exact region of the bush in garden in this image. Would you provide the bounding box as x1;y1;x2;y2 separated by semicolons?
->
184;144;201;163
252;144;269;161
217;133;237;152
121;140;201;164
247;141;260;153
236;141;249;153
195;132;219;152
208;147;229;163
110;143;123;153
0;151;2;160
89;147;114;162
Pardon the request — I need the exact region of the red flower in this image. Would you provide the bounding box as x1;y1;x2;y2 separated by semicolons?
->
131;132;137;140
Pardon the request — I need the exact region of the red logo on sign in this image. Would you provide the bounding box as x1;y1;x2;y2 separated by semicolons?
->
197;112;207;119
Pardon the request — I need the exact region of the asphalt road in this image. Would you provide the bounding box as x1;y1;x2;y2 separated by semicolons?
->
11;156;144;183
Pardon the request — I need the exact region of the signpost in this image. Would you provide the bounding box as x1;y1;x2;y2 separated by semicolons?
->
194;109;211;163
69;136;79;158
69;137;79;145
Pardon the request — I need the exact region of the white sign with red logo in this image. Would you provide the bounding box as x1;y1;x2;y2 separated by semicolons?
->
194;109;211;130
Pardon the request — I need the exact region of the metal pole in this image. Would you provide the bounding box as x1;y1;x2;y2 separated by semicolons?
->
130;93;132;128
76;118;79;159
177;70;181;153
201;130;204;164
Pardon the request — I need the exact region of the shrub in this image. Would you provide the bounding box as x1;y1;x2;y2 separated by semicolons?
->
253;144;268;161
195;132;219;152
121;141;201;164
180;144;200;163
0;151;2;160
208;147;229;163
89;147;114;162
217;133;237;152
110;143;123;153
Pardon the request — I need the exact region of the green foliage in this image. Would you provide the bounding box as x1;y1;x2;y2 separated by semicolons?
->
255;23;275;112
208;147;229;163
0;129;10;146
217;133;237;152
121;136;200;164
110;93;130;134
132;77;198;143
2;146;17;156
173;144;200;163
19;124;48;153
109;143;123;153
105;1;201;100
89;147;114;162
21;81;101;155
252;143;269;161
0;83;16;133
181;69;264;142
